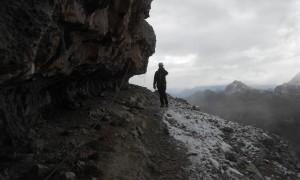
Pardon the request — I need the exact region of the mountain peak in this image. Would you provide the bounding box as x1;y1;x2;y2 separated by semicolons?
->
225;80;250;94
275;72;300;95
288;72;300;85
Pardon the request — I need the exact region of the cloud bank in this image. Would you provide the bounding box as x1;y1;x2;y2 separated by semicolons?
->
130;0;300;89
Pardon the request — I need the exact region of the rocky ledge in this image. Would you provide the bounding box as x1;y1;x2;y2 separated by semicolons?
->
0;85;190;180
1;85;299;179
0;0;155;157
0;0;155;84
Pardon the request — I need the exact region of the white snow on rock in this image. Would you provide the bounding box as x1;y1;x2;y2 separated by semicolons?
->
218;141;232;154
226;167;244;179
162;98;300;179
208;157;220;170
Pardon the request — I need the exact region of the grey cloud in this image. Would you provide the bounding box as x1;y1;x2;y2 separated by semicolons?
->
151;0;298;54
131;0;300;89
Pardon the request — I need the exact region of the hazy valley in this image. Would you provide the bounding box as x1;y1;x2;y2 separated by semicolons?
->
186;73;300;160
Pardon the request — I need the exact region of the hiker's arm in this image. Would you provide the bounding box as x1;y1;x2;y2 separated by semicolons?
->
153;72;157;89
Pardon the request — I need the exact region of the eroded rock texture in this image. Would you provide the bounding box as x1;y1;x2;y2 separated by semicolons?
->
0;0;155;154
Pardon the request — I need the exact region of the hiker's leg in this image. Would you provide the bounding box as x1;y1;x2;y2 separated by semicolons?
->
164;91;168;106
158;88;164;106
161;85;168;106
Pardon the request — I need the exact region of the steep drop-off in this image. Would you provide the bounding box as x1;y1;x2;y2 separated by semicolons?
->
0;0;155;157
187;80;300;161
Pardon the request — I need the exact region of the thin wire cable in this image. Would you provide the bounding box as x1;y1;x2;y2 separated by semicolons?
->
44;62;131;180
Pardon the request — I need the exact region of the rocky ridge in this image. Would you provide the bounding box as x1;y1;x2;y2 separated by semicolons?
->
165;97;300;179
274;84;300;96
1;84;299;179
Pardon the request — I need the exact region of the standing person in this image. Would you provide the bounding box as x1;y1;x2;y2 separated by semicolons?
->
153;62;169;107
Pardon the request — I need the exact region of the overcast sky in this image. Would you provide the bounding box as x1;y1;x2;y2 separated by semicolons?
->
130;0;300;90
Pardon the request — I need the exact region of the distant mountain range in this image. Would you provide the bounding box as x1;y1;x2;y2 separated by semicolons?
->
169;83;276;98
168;85;226;98
185;72;300;160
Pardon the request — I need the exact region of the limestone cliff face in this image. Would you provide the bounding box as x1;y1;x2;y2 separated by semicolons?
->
0;0;155;150
0;0;155;85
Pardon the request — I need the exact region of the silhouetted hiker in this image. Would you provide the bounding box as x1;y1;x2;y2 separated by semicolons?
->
153;62;169;107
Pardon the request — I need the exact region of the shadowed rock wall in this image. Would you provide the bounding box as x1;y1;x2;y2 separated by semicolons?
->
0;0;155;153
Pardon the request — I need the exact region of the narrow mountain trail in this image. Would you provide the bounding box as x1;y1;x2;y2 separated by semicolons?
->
1;85;299;180
2;85;189;180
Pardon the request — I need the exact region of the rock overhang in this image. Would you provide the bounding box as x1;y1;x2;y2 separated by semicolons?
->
0;0;156;87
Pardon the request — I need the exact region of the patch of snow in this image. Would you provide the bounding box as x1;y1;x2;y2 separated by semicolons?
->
162;98;299;179
262;132;272;140
226;167;244;179
218;141;232;153
208;157;220;170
